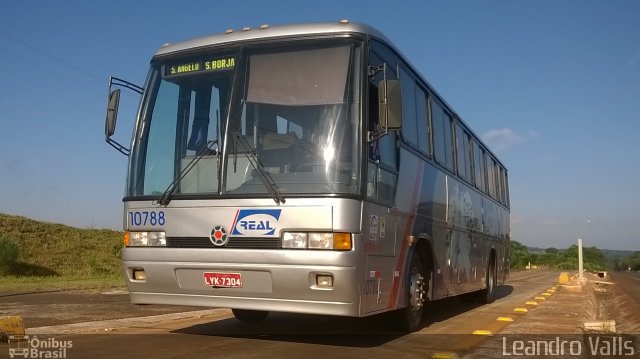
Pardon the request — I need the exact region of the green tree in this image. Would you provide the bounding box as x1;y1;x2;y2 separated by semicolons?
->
0;237;19;274
620;251;640;271
545;247;560;254
510;241;531;269
562;245;606;271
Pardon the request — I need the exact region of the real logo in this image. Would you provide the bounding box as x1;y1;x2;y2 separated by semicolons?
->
231;209;282;236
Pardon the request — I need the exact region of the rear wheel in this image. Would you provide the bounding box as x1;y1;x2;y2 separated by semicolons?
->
232;309;269;323
478;256;496;304
397;250;429;332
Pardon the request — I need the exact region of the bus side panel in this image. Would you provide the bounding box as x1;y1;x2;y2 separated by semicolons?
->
385;150;452;309
393;149;505;302
416;160;449;300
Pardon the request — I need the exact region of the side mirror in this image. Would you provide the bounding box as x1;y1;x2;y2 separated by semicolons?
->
105;89;121;138
104;77;142;156
378;79;402;131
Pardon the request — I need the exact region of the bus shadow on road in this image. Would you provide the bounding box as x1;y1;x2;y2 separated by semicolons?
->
495;284;515;300
172;285;514;348
422;285;514;326
172;312;403;347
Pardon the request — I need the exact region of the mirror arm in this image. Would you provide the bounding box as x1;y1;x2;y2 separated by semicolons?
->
368;64;384;78
105;76;141;156
367;129;386;143
109;76;143;94
107;138;130;156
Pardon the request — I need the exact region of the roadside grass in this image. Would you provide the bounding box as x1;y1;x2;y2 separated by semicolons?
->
0;213;125;292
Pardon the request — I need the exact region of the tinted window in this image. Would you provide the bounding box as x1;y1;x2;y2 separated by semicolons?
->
504;171;510;207
486;155;496;199
473;141;486;192
416;86;430;154
399;66;417;146
498;165;507;205
463;131;473;183
431;99;454;171
443;111;455;172
455;123;467;180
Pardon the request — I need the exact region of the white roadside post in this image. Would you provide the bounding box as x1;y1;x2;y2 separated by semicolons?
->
578;238;584;280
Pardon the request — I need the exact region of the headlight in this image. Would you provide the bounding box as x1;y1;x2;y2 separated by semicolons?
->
309;233;333;249
283;232;308;249
282;232;351;250
125;231;166;247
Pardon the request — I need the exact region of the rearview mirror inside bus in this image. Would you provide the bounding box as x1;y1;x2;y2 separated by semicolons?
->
378;79;402;131
105;89;121;138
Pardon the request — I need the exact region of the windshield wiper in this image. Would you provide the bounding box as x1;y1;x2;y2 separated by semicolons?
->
232;130;285;205
156;140;218;206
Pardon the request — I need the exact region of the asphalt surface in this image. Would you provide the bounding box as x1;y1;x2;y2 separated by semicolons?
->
0;270;573;359
3;270;639;359
1;270;545;331
0;289;203;328
603;271;640;333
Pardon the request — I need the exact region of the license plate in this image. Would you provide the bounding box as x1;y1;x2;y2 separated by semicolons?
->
203;272;242;288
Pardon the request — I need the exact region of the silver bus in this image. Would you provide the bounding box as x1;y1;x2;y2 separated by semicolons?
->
104;21;510;332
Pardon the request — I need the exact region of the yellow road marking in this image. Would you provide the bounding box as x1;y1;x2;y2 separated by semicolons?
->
472;330;493;335
431;353;460;359
497;316;514;322
0;316;25;335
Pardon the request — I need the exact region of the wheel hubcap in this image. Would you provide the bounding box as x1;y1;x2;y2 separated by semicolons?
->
409;271;426;314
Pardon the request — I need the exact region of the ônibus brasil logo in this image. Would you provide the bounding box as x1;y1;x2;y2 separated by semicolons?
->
8;335;73;358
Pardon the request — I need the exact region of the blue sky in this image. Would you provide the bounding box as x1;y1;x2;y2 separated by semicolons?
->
1;1;638;250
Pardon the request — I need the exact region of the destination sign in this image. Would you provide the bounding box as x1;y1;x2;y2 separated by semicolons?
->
166;56;236;76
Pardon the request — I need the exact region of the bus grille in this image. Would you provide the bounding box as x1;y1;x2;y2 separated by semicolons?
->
166;237;281;249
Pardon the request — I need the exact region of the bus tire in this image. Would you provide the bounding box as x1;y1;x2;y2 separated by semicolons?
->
478;256;496;304
232;309;269;323
397;250;428;332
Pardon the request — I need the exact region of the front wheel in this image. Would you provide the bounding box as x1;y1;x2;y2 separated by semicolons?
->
397;250;429;332
232;309;269;323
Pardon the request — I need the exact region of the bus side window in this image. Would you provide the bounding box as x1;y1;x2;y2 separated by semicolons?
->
399;66;417;147
486;155;496;199
472;140;486;193
432;99;455;172
416;86;430;156
504;171;510;207
455;122;473;184
455;122;467;180
367;41;399;204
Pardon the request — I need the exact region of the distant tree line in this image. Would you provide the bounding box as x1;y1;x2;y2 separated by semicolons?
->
510;240;607;271
613;252;640;271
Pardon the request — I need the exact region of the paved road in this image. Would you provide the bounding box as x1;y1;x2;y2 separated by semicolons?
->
1;270;566;359
604;271;640;333
610;271;640;303
0;290;204;328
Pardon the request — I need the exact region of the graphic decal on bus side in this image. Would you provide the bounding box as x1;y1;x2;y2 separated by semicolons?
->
231;209;282;236
369;215;378;240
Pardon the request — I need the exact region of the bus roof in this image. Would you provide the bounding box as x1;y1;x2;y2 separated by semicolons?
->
154;21;390;57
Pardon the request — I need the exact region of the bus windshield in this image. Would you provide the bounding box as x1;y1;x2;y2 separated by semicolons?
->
128;39;362;199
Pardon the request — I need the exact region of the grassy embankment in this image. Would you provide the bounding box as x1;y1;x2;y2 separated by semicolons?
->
0;213;125;292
